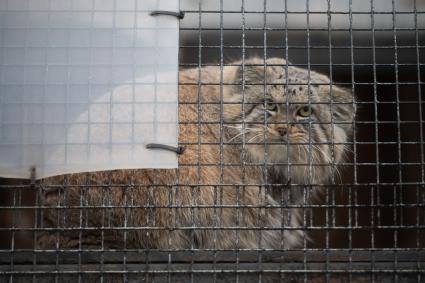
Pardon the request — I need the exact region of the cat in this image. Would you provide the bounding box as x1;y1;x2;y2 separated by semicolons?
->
37;57;355;250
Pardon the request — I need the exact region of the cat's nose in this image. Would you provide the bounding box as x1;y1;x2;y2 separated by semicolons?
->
276;127;288;136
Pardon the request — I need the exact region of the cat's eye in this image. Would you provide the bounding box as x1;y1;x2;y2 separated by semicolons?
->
265;102;277;112
297;105;312;117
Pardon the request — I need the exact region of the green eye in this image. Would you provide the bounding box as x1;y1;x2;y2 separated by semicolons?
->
265;102;277;112
297;105;312;117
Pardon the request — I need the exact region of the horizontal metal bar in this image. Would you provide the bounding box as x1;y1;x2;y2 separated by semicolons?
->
1;203;423;210
1;181;424;188
181;10;425;15
179;46;425;50
0;82;422;86
1;226;424;232
1;26;423;33
2;248;424;254
180;27;425;32
0;269;422;275
0;9;422;14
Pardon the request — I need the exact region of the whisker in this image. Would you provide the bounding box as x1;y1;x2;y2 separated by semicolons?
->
311;144;331;164
227;131;250;143
223;125;260;131
297;142;310;182
247;133;264;143
225;125;266;143
310;143;343;183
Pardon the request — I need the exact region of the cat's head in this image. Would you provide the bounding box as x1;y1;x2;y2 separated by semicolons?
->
223;57;355;185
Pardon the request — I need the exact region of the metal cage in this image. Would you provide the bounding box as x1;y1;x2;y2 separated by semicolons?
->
1;0;425;282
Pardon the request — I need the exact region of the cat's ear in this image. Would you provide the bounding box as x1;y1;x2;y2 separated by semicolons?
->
231;57;289;98
222;58;268;120
236;58;265;86
234;57;289;85
222;58;266;104
320;84;356;136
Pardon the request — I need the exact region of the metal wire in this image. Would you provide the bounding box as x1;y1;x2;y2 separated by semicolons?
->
1;0;425;282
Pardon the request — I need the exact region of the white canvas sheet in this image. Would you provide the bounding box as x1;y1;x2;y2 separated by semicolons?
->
0;0;179;179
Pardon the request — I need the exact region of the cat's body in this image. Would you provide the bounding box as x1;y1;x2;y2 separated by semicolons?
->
38;58;354;250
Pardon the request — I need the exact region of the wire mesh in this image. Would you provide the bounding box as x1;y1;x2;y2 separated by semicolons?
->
1;0;425;282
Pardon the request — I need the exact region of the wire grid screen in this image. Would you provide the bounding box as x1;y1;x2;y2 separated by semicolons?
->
1;0;425;282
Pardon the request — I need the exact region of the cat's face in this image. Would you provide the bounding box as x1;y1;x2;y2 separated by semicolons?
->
223;58;355;185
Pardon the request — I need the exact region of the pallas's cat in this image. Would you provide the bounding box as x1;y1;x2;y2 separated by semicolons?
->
38;58;355;250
